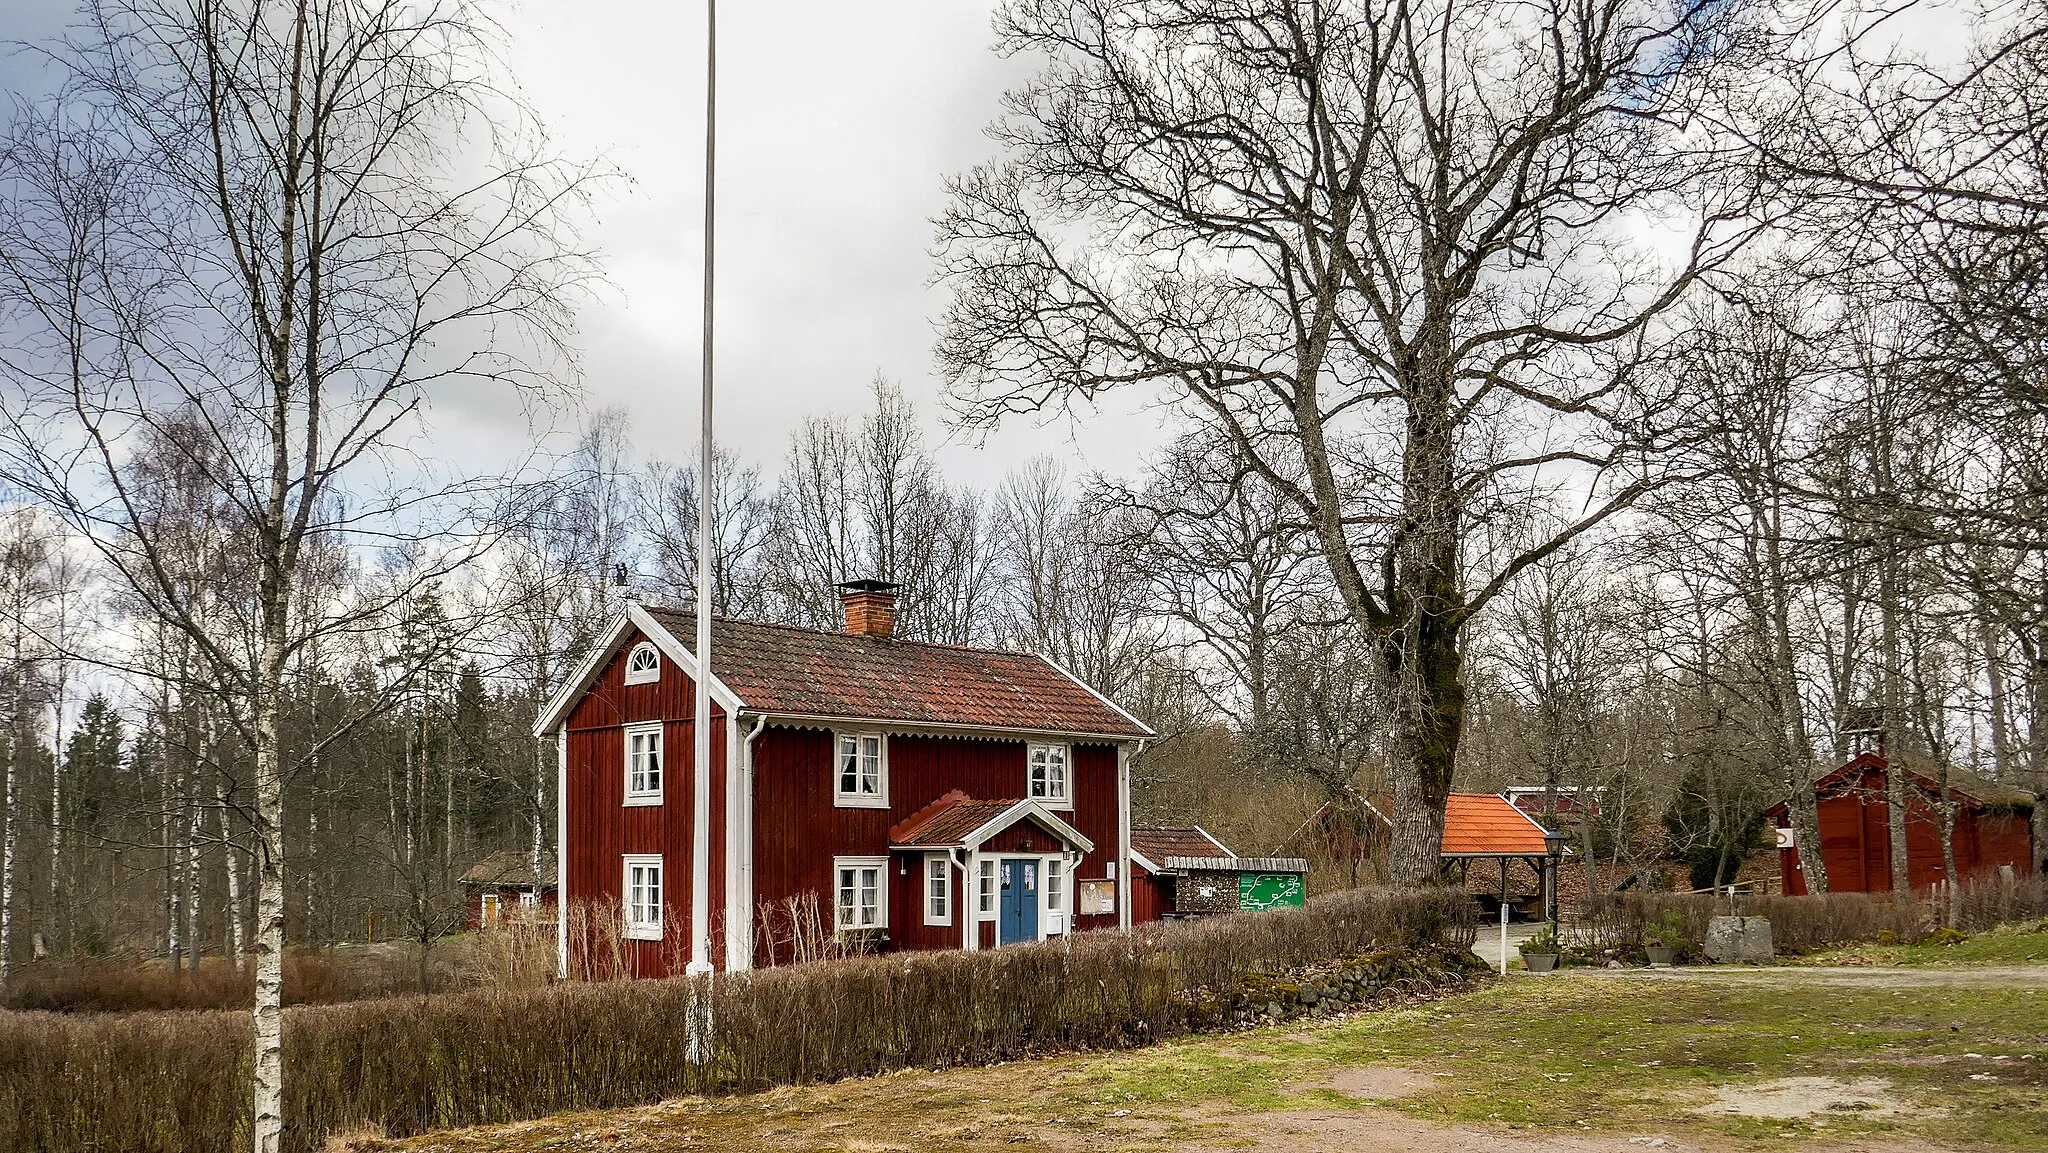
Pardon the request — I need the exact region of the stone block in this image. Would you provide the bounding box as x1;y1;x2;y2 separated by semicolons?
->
1704;915;1774;964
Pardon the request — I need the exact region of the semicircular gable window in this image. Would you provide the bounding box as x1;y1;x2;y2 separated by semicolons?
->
623;641;661;685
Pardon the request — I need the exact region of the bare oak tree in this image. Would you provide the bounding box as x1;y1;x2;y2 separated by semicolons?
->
936;0;1770;880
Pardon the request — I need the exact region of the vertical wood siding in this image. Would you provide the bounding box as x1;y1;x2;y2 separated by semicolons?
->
1780;763;2035;895
564;627;726;978
746;730;1135;964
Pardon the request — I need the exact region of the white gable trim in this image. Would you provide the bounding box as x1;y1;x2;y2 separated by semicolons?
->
960;799;1098;855
1030;653;1156;738
1195;826;1236;857
1129;847;1163;874
531;604;747;736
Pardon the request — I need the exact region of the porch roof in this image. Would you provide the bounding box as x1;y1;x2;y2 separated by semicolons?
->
889;790;1095;853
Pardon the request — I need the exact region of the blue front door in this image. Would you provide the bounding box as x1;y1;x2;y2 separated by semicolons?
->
999;858;1039;945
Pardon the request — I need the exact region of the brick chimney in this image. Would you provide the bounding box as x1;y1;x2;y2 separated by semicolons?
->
837;580;899;639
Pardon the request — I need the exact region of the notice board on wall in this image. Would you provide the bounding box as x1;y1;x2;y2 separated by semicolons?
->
1079;879;1116;915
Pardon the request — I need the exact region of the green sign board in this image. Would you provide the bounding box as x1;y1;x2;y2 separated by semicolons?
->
1238;871;1305;911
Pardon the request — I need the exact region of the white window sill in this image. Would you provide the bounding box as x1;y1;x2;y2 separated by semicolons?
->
623;672;659;686
833;794;890;809
623;924;662;941
623;794;663;807
1030;795;1074;811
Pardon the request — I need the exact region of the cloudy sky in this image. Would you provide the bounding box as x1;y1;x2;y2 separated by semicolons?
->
0;0;1170;486
492;0;1168;482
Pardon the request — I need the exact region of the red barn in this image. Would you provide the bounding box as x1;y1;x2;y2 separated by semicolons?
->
1769;751;2036;895
534;582;1154;976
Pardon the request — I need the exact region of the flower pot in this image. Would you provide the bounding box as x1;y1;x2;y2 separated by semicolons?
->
1645;946;1678;966
1523;953;1560;973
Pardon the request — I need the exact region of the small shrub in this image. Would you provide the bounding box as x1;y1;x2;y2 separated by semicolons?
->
1518;927;1559;955
1644;910;1691;951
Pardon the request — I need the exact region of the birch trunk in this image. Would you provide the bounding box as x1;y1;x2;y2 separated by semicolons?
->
250;622;287;1153
1;728;15;983
219;775;244;965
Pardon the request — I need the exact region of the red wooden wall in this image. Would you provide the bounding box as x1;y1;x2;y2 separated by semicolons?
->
465;885;558;931
1129;864;1167;925
564;627;726;978
1779;762;2035;895
749;730;1126;965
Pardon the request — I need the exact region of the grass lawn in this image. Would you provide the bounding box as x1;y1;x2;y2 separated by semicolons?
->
374;941;2048;1152
1792;920;2048;969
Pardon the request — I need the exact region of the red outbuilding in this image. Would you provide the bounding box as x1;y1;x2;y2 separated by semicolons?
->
460;851;558;929
1768;751;2036;895
534;582;1154;977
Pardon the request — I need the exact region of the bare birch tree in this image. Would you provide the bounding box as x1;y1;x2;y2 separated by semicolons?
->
0;3;597;1148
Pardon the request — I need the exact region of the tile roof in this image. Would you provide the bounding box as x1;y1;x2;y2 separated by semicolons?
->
1132;826;1234;868
645;608;1150;739
1440;793;1557;857
888;792;1087;849
459;851;557;888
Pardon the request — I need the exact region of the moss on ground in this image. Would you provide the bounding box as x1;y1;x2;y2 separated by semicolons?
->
1792;922;2048;969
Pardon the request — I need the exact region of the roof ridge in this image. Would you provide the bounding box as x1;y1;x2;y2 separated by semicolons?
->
645;606;1045;661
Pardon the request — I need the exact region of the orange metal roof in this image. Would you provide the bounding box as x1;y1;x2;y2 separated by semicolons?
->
1440;792;1556;857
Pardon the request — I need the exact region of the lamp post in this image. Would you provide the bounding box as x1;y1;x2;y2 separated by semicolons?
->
1543;829;1567;940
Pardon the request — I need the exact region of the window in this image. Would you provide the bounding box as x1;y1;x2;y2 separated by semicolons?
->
1046;858;1065;913
834;732;887;807
623;641;661;684
834;856;886;933
976;858;996;917
1028;743;1070;807
519;890;539;909
924;854;951;925
625;723;663;804
623;855;663;940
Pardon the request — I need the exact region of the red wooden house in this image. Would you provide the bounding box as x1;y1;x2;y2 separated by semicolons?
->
534;582;1154;976
1769;751;2035;895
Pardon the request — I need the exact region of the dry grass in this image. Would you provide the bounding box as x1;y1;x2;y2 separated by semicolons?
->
3;913;559;1013
0;886;1475;1153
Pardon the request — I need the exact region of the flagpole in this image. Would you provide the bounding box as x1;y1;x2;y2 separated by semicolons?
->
687;0;717;1061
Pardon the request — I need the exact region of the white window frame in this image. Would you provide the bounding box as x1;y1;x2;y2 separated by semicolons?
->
624;722;664;805
623;854;663;941
976;857;997;918
1045;855;1070;936
1027;743;1072;809
923;853;952;925
623;640;662;685
833;731;889;809
834;855;888;934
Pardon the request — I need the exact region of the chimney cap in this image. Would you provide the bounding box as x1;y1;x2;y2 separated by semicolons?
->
837;579;900;594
